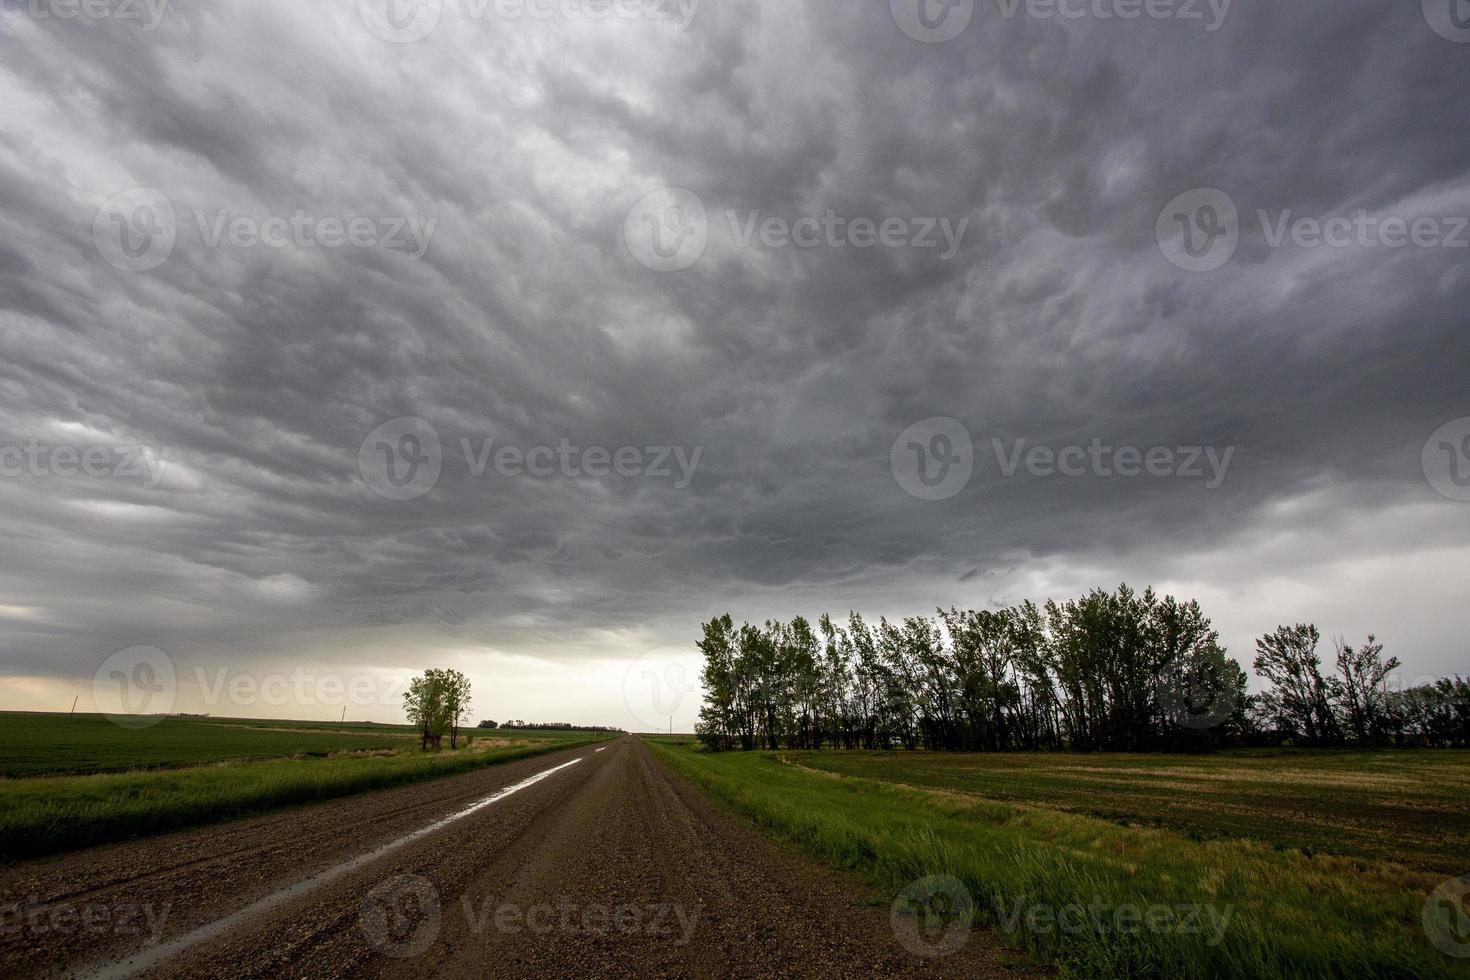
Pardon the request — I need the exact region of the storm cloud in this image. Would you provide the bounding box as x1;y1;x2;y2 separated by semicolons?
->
1;0;1467;727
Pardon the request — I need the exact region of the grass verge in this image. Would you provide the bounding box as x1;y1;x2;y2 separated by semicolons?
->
646;738;1466;980
0;735;604;862
782;747;1470;873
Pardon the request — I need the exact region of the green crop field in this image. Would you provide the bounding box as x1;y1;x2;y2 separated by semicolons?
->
646;738;1470;980
779;748;1470;874
0;713;420;777
0;713;598;779
0;711;609;861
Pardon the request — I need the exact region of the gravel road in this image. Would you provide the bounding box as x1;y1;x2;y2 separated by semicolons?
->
0;737;1037;979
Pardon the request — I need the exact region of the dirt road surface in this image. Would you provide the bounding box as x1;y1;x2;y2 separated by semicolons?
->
0;737;1036;978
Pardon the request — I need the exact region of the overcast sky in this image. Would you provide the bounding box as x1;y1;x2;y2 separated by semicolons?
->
1;0;1467;729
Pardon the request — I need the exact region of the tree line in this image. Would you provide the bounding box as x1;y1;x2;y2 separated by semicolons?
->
694;584;1468;753
482;721;622;732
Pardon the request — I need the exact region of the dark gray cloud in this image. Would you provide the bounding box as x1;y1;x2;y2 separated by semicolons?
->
1;0;1467;725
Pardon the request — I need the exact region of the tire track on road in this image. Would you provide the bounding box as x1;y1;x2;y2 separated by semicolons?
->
8;738;1041;979
0;742;607;978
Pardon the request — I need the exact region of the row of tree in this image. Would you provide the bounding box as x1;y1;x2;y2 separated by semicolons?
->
694;585;1468;753
492;721;620;732
1251;624;1467;746
403;668;472;749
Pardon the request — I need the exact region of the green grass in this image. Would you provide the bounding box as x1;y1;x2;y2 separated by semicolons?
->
0;713;600;779
780;748;1470;875
0;713;609;862
646;738;1470;980
0;713;419;777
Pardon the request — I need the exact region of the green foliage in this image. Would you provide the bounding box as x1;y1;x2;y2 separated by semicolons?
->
0;713;413;777
776;748;1470;874
649;739;1469;980
1253;625;1339;743
696;585;1250;753
695;588;1465;754
403;667;473;749
0;732;604;862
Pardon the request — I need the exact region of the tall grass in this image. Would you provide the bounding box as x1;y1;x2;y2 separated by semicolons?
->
648;740;1462;980
0;736;603;862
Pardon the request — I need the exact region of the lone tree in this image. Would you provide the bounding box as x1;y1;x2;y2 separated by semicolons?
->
403;668;474;750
